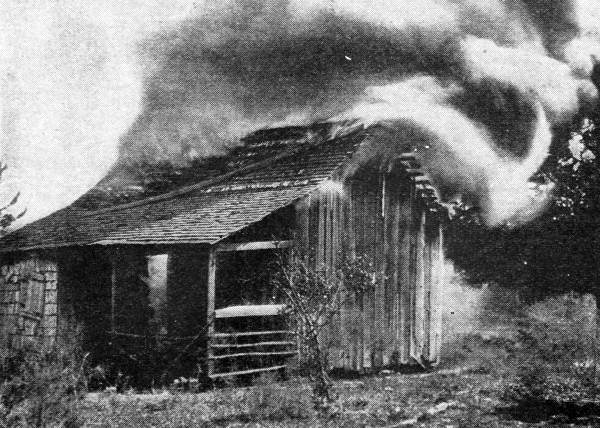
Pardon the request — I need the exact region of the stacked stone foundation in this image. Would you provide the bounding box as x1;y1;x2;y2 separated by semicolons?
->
0;255;58;347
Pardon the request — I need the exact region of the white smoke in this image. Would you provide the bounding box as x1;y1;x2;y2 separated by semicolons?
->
333;77;552;223
461;36;589;121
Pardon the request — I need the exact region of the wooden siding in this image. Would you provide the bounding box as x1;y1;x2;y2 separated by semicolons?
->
295;157;444;371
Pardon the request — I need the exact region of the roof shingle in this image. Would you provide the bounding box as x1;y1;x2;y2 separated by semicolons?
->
0;124;365;252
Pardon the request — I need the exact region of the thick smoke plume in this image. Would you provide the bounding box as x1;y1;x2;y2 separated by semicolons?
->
3;0;600;225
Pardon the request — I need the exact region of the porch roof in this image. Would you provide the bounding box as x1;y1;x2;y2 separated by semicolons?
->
0;124;365;252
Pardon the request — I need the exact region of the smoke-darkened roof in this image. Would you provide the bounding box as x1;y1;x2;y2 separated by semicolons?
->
0;123;367;252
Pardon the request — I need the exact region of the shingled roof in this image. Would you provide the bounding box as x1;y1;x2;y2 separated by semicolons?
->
0;123;368;252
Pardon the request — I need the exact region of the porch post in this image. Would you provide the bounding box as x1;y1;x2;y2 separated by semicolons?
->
206;246;217;377
110;249;118;334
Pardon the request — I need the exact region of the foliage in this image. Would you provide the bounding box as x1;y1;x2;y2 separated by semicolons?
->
0;163;25;232
273;252;380;408
505;294;600;418
551;117;600;218
0;336;89;427
447;115;600;298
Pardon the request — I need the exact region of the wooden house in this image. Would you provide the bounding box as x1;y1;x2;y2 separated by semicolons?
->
0;123;445;380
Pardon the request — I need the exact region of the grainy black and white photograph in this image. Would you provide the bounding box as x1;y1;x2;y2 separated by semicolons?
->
2;1;600;426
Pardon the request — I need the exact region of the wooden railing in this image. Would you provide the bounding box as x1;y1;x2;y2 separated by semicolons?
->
208;306;298;379
209;330;297;378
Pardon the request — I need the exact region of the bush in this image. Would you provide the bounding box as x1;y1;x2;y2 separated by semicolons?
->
505;293;600;414
0;336;89;427
273;252;379;406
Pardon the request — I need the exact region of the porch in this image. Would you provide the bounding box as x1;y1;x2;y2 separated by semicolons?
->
55;237;297;385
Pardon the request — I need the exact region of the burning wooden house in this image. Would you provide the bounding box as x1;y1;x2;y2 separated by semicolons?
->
0;123;445;380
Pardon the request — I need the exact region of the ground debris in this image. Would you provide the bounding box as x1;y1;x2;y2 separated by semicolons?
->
387;401;459;427
410;366;472;378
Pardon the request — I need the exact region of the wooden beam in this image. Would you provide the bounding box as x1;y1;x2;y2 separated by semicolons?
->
209;350;298;360
378;172;389;366
206;247;217;377
209;364;287;379
211;341;295;349
215;240;294;253
110;250;118;334
212;330;293;338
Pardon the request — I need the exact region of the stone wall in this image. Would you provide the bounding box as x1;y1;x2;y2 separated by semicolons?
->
0;255;58;346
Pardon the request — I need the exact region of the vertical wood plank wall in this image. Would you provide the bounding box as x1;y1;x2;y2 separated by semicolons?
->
296;159;444;371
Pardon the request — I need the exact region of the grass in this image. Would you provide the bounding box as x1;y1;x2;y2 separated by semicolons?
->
79;367;523;427
0;335;88;428
7;291;600;427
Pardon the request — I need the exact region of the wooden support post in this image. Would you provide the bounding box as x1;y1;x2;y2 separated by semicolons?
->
379;172;389;366
207;247;217;378
110;250;118;335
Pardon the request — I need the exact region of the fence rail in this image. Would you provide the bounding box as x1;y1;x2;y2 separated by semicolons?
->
208;328;297;379
212;330;294;338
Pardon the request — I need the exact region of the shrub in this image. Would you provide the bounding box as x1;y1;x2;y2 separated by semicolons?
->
505;293;600;413
0;335;88;427
273;252;379;407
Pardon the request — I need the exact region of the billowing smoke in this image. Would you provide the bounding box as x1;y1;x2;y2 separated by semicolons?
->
334;77;553;224
122;0;600;224
0;1;191;223
3;0;600;225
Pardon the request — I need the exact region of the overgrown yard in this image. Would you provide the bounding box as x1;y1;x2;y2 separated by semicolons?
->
5;292;600;427
79;366;519;427
77;341;600;426
76;293;600;427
